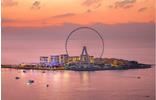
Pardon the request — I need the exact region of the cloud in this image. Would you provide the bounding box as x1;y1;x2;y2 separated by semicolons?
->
82;0;102;14
108;5;114;8
2;18;17;23
31;1;41;10
95;3;101;8
51;13;75;18
2;0;18;7
86;9;92;13
2;13;76;26
82;0;103;8
40;13;76;22
110;0;136;9
138;7;147;12
122;4;133;9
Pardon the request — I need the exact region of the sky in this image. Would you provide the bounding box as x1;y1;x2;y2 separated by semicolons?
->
1;0;155;64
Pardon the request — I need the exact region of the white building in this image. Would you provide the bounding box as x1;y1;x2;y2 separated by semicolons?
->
59;54;68;65
49;55;60;66
40;56;49;66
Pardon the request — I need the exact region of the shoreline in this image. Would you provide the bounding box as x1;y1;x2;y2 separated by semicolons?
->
1;64;152;71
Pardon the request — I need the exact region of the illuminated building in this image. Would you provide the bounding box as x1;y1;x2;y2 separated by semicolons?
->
49;55;60;66
19;63;26;67
111;59;118;67
67;46;94;64
39;46;95;66
68;56;80;64
94;58;104;64
89;56;94;63
59;54;69;65
40;56;49;66
103;58;126;67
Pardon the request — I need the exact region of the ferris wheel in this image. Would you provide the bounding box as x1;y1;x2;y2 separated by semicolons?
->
65;27;104;58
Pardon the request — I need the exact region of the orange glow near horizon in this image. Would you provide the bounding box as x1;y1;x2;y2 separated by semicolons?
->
2;0;155;27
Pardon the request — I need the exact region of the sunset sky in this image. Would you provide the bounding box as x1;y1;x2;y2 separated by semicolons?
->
2;0;155;64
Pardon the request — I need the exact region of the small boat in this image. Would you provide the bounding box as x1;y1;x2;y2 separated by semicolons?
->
137;76;141;79
46;84;49;87
42;71;45;73
15;77;20;80
28;80;34;83
23;70;26;73
144;95;150;98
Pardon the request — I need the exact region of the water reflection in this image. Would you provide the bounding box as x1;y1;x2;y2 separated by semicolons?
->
62;71;70;82
79;72;91;86
20;70;26;77
53;71;61;82
2;68;155;100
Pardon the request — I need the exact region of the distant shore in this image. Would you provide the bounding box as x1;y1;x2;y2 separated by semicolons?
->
1;64;152;71
65;63;152;71
1;65;65;71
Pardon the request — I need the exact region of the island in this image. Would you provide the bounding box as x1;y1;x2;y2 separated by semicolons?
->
1;58;152;71
1;46;152;71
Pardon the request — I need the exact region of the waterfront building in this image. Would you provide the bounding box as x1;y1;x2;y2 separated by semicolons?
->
40;56;49;66
68;56;80;64
94;58;104;64
67;46;94;64
103;58;126;67
89;56;94;63
67;56;94;64
19;63;26;67
111;59;119;67
49;55;60;66
59;54;69;65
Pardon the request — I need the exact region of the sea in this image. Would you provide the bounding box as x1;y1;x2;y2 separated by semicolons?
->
1;66;155;100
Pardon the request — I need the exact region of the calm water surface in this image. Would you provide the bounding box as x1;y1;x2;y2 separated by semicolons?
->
2;67;155;100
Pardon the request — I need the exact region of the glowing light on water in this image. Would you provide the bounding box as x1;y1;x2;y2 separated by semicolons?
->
62;72;70;82
53;72;61;82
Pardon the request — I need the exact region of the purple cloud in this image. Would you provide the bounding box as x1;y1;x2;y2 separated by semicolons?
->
1;18;17;23
86;9;92;13
52;13;75;18
138;7;147;12
42;13;76;21
95;3;101;8
31;1;41;10
82;0;102;6
82;0;103;9
110;0;136;9
2;0;18;7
